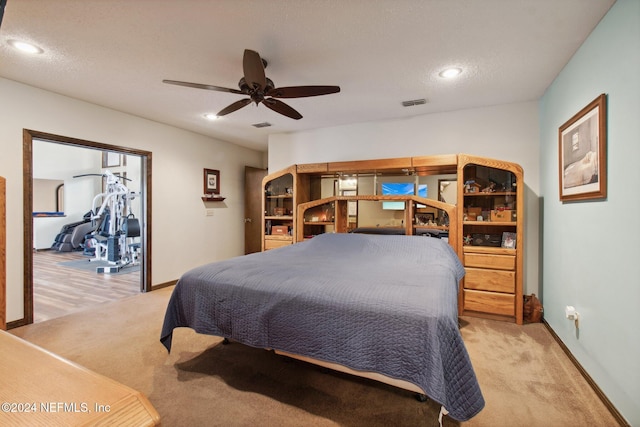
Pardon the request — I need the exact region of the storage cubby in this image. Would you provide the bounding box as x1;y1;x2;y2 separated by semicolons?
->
301;201;336;239
263;170;295;250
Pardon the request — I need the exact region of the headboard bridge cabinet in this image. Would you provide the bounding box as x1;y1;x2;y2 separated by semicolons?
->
262;154;524;324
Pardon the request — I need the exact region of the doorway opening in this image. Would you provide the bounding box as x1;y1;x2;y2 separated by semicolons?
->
20;129;152;326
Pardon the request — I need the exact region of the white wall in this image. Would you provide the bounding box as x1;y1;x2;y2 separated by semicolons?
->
539;0;640;423
32;140;101;249
0;77;264;323
269;101;541;295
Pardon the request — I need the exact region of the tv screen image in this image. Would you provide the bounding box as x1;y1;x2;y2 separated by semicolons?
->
381;183;427;210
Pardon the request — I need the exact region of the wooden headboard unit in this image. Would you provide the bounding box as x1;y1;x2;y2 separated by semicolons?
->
266;153;524;324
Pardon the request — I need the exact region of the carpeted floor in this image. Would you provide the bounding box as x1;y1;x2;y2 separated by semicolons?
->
10;286;619;427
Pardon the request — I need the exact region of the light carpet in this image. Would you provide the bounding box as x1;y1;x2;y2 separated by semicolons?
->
10;287;619;426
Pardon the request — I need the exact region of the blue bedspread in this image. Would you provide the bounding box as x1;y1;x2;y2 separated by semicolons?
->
161;233;484;421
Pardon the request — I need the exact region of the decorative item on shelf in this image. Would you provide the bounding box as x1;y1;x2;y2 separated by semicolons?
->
481;182;496;193
322;205;334;221
464;180;481;193
271;225;288;235
502;232;517;249
471;233;502;247
463;234;473;246
465;207;482;221
490;208;516;222
415;213;435;225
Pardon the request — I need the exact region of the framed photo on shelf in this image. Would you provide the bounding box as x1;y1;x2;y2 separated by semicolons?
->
203;168;220;195
558;94;607;202
501;232;516;249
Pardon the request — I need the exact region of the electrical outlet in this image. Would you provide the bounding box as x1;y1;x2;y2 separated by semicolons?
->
205;209;214;216
565;305;577;320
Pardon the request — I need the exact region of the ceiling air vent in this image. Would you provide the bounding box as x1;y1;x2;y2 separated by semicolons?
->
401;98;427;107
252;122;272;128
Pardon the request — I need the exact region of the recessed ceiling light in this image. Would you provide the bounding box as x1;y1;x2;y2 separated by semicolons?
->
8;39;44;54
439;67;462;79
203;113;219;120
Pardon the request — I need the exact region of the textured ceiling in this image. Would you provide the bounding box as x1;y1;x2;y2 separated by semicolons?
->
0;0;615;151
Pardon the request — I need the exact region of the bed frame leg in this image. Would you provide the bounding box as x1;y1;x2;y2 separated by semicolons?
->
222;338;230;345
414;393;428;402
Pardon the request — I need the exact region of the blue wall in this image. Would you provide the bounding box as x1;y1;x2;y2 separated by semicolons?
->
539;0;640;424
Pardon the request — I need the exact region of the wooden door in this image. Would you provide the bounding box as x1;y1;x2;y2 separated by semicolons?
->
244;166;267;254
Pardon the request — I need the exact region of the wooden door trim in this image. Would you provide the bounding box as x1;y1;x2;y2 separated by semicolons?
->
10;129;152;328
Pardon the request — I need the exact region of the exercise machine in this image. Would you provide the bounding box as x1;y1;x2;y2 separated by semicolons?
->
75;170;141;274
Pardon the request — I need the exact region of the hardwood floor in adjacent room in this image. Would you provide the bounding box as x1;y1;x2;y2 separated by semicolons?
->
33;249;140;323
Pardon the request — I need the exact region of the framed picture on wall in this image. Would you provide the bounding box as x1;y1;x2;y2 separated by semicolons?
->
204;168;220;195
102;151;121;168
558;93;607;202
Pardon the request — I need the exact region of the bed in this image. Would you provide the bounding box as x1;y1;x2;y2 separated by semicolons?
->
160;232;484;421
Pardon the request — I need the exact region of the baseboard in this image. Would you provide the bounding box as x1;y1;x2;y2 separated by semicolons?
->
6;318;29;330
151;280;177;291
542;319;629;427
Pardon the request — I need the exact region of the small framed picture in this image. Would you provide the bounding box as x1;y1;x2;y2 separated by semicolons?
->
204;168;220;195
502;232;517;249
102;151;121;168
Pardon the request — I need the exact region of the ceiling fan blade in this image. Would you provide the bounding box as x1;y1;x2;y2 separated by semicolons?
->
263;98;303;120
216;98;252;116
266;85;341;98
243;49;266;90
163;79;245;94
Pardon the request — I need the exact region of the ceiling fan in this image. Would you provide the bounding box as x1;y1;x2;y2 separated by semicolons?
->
163;49;340;120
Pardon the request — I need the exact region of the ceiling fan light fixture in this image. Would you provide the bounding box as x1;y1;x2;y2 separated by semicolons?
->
8;39;44;54
439;67;462;79
163;49;340;121
203;113;219;120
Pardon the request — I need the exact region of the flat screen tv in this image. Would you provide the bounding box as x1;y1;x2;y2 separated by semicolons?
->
381;183;427;210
